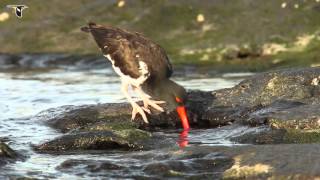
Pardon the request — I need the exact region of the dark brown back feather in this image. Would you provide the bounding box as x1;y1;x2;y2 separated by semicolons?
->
81;22;173;80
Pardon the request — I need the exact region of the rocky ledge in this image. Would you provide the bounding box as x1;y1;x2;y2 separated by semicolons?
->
34;67;320;178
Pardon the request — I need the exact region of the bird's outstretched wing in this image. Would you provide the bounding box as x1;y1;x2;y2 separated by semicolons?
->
81;22;172;80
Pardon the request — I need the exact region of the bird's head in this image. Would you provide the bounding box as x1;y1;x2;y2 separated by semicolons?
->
170;82;190;130
149;79;190;129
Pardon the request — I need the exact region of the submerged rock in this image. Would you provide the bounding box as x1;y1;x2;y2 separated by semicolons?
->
53;143;320;179
0;142;20;167
55;150;233;179
214;144;320;179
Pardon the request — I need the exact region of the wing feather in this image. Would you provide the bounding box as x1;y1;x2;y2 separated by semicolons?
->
82;22;173;80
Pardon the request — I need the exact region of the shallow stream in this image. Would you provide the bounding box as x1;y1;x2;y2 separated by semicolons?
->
0;67;256;179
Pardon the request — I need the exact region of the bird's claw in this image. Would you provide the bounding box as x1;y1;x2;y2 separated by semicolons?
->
131;103;149;123
143;99;165;112
142;107;151;114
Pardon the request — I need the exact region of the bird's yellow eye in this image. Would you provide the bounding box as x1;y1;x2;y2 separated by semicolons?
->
175;97;182;103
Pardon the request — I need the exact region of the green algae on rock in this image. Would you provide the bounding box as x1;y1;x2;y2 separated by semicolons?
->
34;130;148;153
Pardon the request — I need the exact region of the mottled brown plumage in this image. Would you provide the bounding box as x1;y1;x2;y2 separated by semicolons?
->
82;22;172;80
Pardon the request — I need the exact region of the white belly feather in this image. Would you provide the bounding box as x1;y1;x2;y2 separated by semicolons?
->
104;54;149;87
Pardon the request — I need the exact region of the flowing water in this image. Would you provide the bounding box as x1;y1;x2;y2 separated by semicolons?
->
0;67;256;179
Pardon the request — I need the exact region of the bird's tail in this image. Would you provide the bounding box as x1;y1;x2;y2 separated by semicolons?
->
80;22;99;33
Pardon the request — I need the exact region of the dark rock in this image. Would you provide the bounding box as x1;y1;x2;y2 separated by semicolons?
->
50;143;320;179
266;104;320;130
36;103;134;133
36;91;215;133
202;144;320;179
4;176;39;180
55;150;233;179
34;117;178;153
232;126;320;145
56;159;124;172
0;142;19;166
231;127;287;144
34;129;152;153
203;67;320;144
229;100;320;144
211;67;320;107
243;100;306;126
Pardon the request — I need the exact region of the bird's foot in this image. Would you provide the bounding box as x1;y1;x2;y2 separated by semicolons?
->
142;98;165;112
131;102;149;123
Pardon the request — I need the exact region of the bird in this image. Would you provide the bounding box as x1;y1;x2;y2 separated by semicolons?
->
81;22;190;129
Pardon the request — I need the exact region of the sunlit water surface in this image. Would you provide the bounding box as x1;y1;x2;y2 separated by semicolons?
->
0;68;255;179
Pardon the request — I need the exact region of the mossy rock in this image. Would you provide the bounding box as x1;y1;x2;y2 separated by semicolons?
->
34;130;148;153
283;129;320;144
232;128;320;144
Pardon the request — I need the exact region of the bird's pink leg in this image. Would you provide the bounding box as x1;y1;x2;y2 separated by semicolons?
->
121;82;148;123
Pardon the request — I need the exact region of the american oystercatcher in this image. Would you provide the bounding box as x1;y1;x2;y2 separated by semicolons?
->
81;22;190;129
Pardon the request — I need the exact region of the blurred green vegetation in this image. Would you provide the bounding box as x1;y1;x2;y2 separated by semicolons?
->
0;0;319;71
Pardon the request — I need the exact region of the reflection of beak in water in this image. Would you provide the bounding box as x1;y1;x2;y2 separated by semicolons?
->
178;129;190;148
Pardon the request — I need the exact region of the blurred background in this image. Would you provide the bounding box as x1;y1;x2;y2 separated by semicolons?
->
0;0;319;72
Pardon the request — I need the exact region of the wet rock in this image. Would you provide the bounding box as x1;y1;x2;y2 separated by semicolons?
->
243;99;306;126
34;128;153;153
211;67;320;107
232;126;320;145
211;144;320;179
56;159;124;173
34;116;179;153
266;104;320;130
0;142;19;166
36;103;134;133
204;67;320;143
55;150;233;179
230;100;320;144
231;127;287;144
33;90;215;152
143;154;232;179
36;91;215;133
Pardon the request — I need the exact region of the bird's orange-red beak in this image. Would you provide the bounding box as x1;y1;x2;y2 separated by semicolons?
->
175;97;190;130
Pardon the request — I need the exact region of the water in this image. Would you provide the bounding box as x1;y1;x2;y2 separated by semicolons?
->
0;67;254;179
